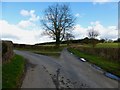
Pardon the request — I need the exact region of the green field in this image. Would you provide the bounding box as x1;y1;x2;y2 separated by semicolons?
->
96;43;119;48
72;43;119;48
68;48;120;77
2;54;25;88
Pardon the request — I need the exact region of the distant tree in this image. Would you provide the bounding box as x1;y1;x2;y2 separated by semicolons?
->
108;39;113;43
100;39;105;43
81;37;89;44
41;3;76;48
64;33;75;46
88;27;99;47
104;38;108;43
118;38;120;42
114;38;120;43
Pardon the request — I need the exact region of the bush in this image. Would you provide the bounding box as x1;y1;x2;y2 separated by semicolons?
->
71;47;119;62
14;44;64;52
2;41;14;63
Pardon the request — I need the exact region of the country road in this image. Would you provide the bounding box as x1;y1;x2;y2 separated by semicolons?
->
14;49;118;88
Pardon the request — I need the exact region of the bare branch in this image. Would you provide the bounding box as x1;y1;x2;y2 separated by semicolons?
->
41;3;75;47
88;27;99;39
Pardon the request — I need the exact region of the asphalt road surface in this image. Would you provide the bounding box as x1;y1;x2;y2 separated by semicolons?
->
14;49;118;88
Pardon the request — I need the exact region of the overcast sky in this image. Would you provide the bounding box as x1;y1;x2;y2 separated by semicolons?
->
1;0;119;44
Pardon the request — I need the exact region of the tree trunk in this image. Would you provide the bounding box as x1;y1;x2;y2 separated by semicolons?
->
92;38;95;48
55;35;60;48
67;40;70;47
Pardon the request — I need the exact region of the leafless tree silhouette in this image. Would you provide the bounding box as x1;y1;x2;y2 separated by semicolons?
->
65;33;75;46
88;27;99;47
41;3;75;48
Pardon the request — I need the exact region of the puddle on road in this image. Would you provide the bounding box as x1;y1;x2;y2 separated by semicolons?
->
91;64;120;81
104;72;120;81
92;64;103;71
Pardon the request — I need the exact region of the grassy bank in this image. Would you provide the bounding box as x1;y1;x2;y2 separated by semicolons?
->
33;51;60;58
71;43;119;48
68;48;120;77
15;45;65;58
2;54;25;88
96;43;119;48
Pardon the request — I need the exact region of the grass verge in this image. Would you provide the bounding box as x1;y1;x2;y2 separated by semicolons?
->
68;48;120;77
71;43;119;48
2;54;25;88
15;46;64;58
33;51;61;58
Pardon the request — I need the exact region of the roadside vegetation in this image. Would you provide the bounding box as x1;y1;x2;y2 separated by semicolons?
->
34;51;60;58
71;42;119;48
2;54;25;88
96;43;119;48
32;45;66;58
68;48;120;77
14;45;66;58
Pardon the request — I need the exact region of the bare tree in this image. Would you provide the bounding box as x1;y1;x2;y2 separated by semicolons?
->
41;3;75;48
65;33;75;46
88;28;99;39
88;27;99;47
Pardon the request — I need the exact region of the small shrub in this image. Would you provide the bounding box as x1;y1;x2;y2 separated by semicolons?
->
2;41;14;63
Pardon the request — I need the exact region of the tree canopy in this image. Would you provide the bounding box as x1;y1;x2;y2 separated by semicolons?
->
41;3;75;47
